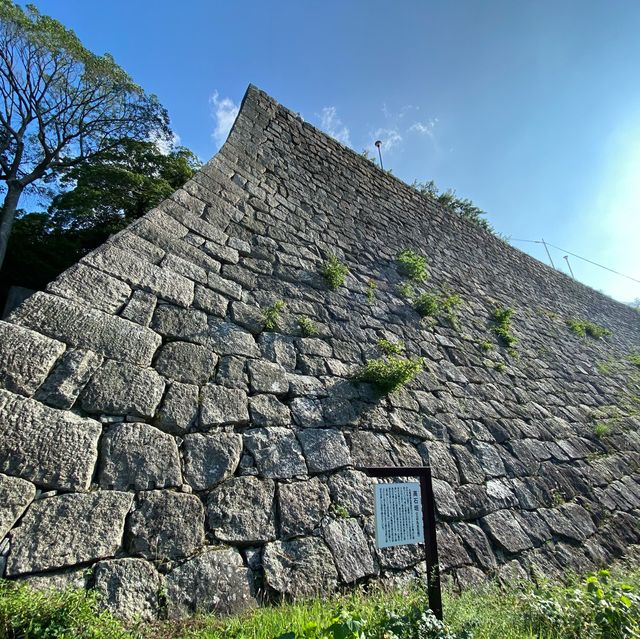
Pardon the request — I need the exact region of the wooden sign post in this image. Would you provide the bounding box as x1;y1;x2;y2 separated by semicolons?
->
358;465;443;620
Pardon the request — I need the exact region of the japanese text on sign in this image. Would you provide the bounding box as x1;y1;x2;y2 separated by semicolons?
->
374;482;424;549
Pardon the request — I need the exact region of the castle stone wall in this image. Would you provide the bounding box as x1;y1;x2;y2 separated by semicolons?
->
0;85;639;620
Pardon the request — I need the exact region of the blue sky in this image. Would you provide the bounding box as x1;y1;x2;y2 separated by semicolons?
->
28;0;640;303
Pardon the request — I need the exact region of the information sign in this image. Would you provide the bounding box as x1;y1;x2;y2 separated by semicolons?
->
374;481;424;548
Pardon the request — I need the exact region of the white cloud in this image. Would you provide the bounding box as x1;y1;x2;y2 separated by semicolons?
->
210;91;239;147
409;118;439;140
318;106;351;146
370;128;403;153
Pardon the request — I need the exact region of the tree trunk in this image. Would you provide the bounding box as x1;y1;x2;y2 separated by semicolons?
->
0;182;24;272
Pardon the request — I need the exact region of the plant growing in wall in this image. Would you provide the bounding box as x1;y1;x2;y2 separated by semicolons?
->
322;255;349;291
566;318;612;339
263;300;286;331
377;338;405;356
397;282;416;300
396;249;429;282
298;316;318;337
414;293;440;318
491;306;517;348
356;339;424;394
366;279;377;304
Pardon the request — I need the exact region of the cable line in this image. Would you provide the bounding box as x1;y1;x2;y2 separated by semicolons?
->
509;238;640;285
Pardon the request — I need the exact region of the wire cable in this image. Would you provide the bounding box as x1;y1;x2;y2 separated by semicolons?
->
509;238;640;285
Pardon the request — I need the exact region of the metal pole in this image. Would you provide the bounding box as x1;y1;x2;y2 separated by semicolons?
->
375;140;384;170
563;255;575;278
541;238;555;269
419;467;443;621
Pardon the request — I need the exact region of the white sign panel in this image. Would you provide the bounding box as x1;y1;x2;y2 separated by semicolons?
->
374;481;424;549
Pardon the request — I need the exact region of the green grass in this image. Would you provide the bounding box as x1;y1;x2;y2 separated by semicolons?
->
263;300;286;331
2;566;640;639
322;255;349;291
566;318;612;339
629;353;640;369
414;292;440;318
377;338;404;356
355;355;425;394
396;249;429;282
297;316;317;337
366;279;377;304
491;306;517;348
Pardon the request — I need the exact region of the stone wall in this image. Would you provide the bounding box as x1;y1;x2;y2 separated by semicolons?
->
0;85;639;621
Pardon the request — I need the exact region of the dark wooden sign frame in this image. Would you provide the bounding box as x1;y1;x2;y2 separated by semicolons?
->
358;465;443;620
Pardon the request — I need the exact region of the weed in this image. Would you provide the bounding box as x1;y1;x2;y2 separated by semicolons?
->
0;580;131;639
596;360;615;375
629;354;640;369
441;292;462;320
263;300;286;330
566;318;612;339
594;422;610;438
396;249;429;282
397;281;416;300
492;306;517;348
494;361;507;373
479;340;493;352
322;255;349;290
298;315;318;337
415;292;440;317
377;338;405;356
356;355;425;394
330;503;350;519
366;279;377;304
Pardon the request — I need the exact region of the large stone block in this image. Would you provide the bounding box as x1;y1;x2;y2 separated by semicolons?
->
10;292;161;367
0;322;66;396
34;349;103;409
247;360;289;394
47;263;131;314
323;518;376;583
98;423;182;490
244;427;307;479
94;558;163;622
327;470;375;517
480;510;533;553
263;538;338;597
248;394;291;426
127;490;205;561
79;360;165;418
297;429;352;473
201;384;249;426
83;245;195;307
154;341;218;385
207;321;260;358
155;382;199;434
0;473;36;540
0;389;101;491
278;478;330;539
207;476;276;543
7;491;133;576
183;432;242;491
165;547;256;619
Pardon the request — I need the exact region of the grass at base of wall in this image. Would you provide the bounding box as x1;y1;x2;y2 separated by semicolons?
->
2;562;640;639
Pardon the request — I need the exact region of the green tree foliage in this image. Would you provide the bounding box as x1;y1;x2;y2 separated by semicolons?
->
1;139;200;293
0;0;171;269
412;180;494;234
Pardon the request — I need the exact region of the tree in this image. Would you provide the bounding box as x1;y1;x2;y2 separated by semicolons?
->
49;137;200;240
412;180;494;233
1;139;200;295
0;1;170;269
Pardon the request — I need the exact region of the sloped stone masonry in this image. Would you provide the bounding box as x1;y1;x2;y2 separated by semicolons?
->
0;85;639;620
